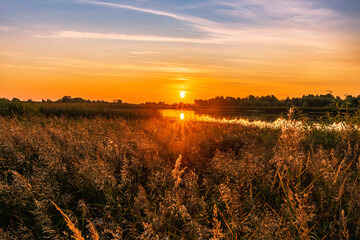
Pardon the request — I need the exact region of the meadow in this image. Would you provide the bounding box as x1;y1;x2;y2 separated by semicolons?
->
0;105;360;239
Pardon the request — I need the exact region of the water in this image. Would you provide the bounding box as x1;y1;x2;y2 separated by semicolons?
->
160;109;290;129
160;109;283;122
160;109;351;131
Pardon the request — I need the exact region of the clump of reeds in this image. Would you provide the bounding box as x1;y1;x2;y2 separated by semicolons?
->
0;111;359;239
50;200;84;240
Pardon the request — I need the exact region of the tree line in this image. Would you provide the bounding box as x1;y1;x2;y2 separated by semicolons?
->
194;93;360;108
2;93;360;109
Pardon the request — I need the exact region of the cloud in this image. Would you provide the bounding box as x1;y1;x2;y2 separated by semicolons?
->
0;26;15;32
0;64;56;70
32;30;220;43
76;0;224;35
72;0;344;51
77;0;340;30
214;0;338;25
10;56;209;74
77;0;188;22
153;66;202;73
130;51;160;55
31;26;340;52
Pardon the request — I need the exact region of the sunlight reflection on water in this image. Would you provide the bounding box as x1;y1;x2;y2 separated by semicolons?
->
180;112;185;120
161;110;195;120
161;109;275;125
160;109;357;131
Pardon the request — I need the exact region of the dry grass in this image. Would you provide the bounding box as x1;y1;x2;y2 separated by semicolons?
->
50;200;84;240
0;114;359;239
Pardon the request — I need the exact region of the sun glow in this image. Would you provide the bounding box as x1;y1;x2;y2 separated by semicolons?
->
180;112;185;120
180;91;186;98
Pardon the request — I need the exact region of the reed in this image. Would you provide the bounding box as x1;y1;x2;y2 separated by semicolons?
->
0;112;359;239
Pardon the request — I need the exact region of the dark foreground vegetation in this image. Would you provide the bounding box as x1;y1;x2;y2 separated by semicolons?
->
0;99;160;119
0;105;360;239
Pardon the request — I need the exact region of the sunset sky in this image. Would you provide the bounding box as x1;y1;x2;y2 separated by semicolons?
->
1;0;359;103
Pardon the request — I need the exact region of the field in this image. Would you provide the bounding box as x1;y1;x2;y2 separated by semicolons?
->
0;108;360;239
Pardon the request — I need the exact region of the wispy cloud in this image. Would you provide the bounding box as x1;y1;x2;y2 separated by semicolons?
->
77;0;188;22
76;0;340;29
214;0;339;25
0;64;55;70
153;66;202;73
31;27;339;51
32;30;219;43
76;0;222;35
130;51;159;55
0;26;16;32
7;55;209;74
73;0;343;50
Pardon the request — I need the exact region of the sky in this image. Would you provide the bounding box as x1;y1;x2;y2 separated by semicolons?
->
0;0;359;103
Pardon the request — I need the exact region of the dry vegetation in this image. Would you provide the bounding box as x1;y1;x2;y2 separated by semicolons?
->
0;113;360;239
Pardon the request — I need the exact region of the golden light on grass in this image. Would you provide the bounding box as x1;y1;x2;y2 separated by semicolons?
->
50;200;85;240
2;108;360;238
180;91;186;98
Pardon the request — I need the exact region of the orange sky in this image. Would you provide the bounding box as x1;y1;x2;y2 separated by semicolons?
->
1;0;359;103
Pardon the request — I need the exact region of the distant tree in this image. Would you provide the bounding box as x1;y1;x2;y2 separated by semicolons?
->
71;97;86;103
191;92;355;109
345;95;358;107
60;96;72;102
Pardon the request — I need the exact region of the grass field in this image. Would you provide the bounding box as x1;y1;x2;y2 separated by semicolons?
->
0;108;360;239
0;100;161;119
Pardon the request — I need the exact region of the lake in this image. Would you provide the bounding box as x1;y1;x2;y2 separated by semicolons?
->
161;109;289;122
160;109;350;131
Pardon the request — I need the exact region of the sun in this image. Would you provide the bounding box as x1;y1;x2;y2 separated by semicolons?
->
180;91;186;98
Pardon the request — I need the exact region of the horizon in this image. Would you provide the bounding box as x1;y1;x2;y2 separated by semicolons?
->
2;91;357;105
1;0;360;103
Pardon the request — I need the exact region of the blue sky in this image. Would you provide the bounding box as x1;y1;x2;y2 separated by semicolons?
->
1;0;359;42
0;0;359;102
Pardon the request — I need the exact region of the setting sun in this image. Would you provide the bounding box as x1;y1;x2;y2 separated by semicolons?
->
180;91;186;98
